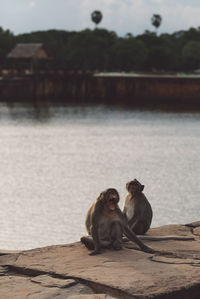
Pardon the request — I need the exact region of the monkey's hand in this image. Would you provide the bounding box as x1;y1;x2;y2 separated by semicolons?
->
89;249;101;256
142;245;155;254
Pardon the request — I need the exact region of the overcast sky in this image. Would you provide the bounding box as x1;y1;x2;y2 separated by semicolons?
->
0;0;200;36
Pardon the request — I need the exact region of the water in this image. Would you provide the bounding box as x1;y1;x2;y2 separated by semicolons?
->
0;103;199;250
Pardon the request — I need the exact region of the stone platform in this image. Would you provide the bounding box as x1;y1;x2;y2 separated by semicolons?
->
1;221;200;299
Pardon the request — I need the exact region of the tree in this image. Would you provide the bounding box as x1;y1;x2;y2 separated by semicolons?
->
111;38;147;71
151;14;162;34
66;29;116;70
91;10;103;27
0;27;14;63
182;41;200;70
145;46;176;71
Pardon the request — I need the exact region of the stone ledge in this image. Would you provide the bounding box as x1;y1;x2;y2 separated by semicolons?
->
1;221;200;299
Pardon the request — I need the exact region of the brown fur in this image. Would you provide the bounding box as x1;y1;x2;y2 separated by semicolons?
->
81;188;154;255
123;179;153;235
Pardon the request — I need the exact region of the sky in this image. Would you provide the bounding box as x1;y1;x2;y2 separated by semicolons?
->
0;0;200;36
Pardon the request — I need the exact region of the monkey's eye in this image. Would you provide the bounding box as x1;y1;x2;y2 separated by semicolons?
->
109;197;116;203
131;184;138;188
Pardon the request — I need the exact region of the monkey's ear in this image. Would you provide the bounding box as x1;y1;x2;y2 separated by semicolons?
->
99;192;104;199
126;182;130;191
141;185;144;192
98;191;106;202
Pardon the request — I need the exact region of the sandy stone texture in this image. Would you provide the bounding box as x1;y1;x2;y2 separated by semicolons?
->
1;222;200;298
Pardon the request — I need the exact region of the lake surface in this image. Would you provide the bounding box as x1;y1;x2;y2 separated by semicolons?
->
0;103;199;250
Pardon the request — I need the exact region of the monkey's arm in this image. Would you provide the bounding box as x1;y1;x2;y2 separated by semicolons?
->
89;202;102;255
123;224;155;253
127;200;143;228
122;206;132;224
122;207;128;221
127;215;138;229
118;207;154;253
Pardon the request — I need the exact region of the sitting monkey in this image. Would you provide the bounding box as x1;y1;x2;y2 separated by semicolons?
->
81;188;154;255
123;179;195;242
123;179;153;235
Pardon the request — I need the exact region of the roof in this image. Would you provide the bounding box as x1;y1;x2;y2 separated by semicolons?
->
7;43;48;59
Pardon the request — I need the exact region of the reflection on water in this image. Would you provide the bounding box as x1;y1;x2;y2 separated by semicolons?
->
0;102;199;250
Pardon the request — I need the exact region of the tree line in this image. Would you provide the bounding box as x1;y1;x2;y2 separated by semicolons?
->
0;24;200;72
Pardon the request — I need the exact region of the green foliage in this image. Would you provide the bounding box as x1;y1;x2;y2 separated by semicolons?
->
182;41;200;70
111;38;147;71
65;29;117;70
0;27;14;62
145;46;176;70
1;24;200;72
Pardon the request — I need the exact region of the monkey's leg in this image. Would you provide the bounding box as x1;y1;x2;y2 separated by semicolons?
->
89;226;102;255
80;236;95;250
110;222;123;250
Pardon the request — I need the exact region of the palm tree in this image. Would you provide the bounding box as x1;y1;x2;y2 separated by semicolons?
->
151;14;162;34
91;10;103;28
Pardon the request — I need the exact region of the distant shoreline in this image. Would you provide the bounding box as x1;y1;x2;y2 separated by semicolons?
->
0;72;200;109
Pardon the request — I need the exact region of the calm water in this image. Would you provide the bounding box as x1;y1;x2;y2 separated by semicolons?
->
0;103;199;250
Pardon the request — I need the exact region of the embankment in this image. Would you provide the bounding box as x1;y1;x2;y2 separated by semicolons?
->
0;73;200;107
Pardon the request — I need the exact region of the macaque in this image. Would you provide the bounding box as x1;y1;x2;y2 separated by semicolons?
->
81;188;154;255
123;179;153;235
122;179;194;242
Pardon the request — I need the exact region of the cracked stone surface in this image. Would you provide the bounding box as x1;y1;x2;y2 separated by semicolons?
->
0;275;94;299
68;295;116;298
1;222;200;298
30;275;77;288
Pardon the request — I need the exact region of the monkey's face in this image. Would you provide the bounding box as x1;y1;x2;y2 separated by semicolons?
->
103;189;119;211
126;179;144;195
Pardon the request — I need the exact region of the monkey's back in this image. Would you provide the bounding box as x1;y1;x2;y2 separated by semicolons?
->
85;205;93;235
85;199;101;235
134;193;152;234
136;193;153;221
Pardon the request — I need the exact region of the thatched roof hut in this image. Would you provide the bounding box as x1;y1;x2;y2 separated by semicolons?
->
7;43;51;59
7;43;51;73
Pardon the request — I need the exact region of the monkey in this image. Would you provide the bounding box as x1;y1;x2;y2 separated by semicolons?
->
122;179;194;242
80;188;155;255
123;179;153;235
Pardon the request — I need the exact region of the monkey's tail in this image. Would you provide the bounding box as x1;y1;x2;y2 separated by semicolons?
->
123;235;195;242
